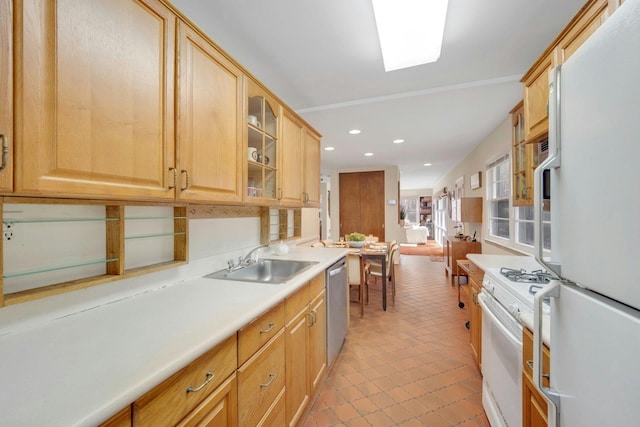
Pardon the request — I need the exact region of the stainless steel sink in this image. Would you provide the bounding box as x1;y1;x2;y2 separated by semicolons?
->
204;259;318;284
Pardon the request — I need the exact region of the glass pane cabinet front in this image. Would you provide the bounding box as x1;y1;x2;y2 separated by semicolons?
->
247;87;279;200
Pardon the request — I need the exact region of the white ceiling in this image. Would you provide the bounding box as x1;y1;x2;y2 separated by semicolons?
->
170;0;586;190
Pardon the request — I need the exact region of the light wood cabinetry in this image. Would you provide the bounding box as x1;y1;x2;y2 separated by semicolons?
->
511;101;535;206
237;329;285;427
280;111;304;205
459;197;483;223
14;0;176;200
303;128;321;207
0;0;12;194
444;236;481;285
238;302;285;366
522;327;551;427
176;374;238;427
246;79;280;203
522;0;619;144
522;51;553;144
133;335;237;426
99;406;131;427
176;22;244;203
468;263;484;369
285;274;327;426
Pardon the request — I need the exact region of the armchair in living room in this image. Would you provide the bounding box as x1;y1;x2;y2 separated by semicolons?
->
405;224;429;244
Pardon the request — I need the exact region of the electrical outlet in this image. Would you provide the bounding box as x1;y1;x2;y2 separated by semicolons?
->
3;231;13;241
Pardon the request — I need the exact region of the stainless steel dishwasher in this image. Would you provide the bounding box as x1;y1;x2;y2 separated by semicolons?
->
326;256;348;366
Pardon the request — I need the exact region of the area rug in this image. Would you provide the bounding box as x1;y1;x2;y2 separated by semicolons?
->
430;256;445;262
399;241;444;257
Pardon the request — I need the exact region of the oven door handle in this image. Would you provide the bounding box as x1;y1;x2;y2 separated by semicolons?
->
478;293;522;347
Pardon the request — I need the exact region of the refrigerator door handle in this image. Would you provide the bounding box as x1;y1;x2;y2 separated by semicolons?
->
533;280;562;424
534;65;563;277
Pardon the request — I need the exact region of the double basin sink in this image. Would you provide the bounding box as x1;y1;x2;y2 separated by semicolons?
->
204;259;318;284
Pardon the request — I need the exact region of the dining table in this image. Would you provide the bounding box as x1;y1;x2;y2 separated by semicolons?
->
327;241;390;311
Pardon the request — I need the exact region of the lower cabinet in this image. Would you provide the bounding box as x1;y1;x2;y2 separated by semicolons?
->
106;272;327;427
522;327;551;427
285;273;327;427
469;276;482;369
133;335;238;427
237;329;286;427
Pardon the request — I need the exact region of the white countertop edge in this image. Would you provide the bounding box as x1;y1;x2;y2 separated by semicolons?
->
0;247;350;427
518;312;551;347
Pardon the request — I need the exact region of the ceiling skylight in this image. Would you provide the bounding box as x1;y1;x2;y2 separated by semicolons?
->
371;0;449;72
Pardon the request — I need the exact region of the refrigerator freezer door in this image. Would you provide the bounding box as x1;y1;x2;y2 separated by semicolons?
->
552;0;640;309
551;283;640;426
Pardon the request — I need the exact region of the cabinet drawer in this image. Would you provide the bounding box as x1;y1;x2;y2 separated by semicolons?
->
238;329;285;427
523;327;550;387
176;373;238;427
309;272;325;297
257;387;285;427
238;302;284;366
468;261;484;285
133;334;237;427
285;283;310;325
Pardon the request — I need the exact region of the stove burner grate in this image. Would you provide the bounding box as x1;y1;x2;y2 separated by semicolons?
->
499;267;553;284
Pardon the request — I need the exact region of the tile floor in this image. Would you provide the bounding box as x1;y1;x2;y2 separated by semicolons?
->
301;255;490;427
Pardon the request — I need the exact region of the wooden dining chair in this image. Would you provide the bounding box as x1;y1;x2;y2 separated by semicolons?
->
366;245;400;306
347;253;369;318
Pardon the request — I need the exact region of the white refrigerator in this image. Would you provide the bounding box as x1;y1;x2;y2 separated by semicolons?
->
533;0;640;426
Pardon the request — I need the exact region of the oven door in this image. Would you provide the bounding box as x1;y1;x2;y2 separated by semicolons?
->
479;292;523;427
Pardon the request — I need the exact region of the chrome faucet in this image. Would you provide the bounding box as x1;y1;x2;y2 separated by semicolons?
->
228;244;270;271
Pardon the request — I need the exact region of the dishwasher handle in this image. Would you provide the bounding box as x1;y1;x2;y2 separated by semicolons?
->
327;257;347;277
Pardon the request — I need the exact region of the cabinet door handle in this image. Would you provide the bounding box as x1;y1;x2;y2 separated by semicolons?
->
260;322;275;334
260;373;276;388
306;311;314;327
168;167;177;189
186;371;214;393
0;134;8;171
180;169;190;191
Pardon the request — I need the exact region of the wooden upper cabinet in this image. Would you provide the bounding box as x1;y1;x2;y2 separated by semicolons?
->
176;21;244;203
303;128;321;207
555;0;610;65
280;111;304;205
14;0;175;200
511;100;535;206
0;0;12;194
246;79;280;203
522;51;553;143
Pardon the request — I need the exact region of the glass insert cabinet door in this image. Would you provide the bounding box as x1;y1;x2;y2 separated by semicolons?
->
247;80;279;201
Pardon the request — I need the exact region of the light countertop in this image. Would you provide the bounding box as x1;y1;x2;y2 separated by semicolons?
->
465;253;546;272
0;247;348;427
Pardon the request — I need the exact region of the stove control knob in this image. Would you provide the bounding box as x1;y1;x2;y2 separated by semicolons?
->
508;304;520;316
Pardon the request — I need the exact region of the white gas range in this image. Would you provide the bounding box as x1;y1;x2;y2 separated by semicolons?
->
479;264;551;427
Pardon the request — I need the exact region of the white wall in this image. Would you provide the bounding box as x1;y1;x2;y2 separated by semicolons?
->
431;117;521;256
328;165;404;243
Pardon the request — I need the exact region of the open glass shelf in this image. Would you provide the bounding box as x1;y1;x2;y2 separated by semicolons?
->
3;258;119;279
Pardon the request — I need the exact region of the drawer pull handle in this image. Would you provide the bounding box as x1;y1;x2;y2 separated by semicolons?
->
260;322;275;334
260;373;276;388
526;360;550;379
186;371;214;393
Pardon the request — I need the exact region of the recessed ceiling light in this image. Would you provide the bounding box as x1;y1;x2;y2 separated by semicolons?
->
364;152;374;157
349;129;361;135
371;0;449;72
393;139;404;144
324;147;335;151
424;163;432;166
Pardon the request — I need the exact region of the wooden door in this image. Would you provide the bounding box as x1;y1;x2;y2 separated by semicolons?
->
339;171;385;240
280;111;304;205
303;128;321;206
176;21;243;203
15;0;175;200
0;0;13;193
